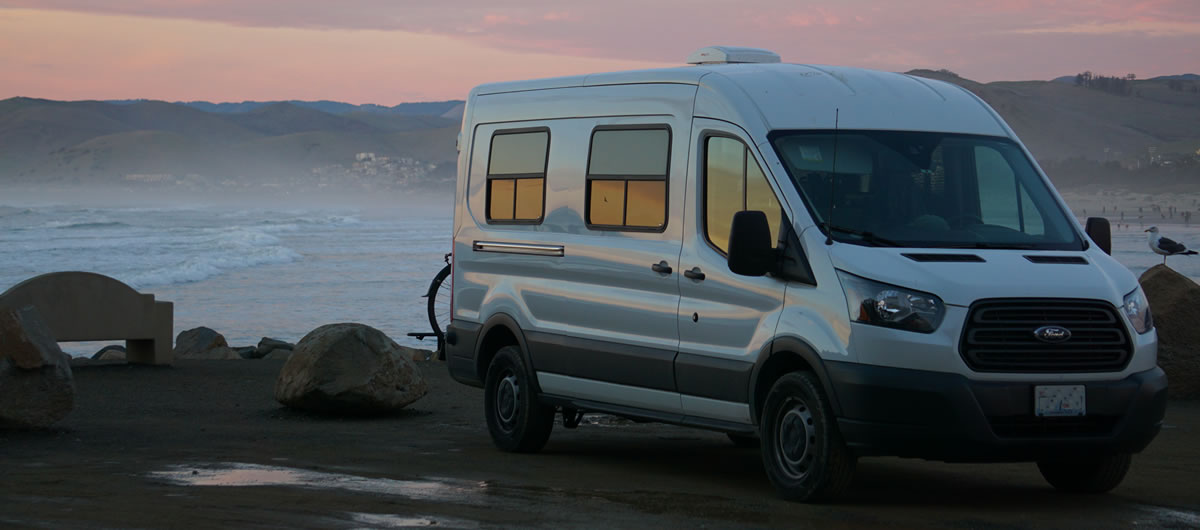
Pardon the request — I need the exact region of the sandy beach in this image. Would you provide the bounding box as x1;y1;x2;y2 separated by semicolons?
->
2;360;1198;529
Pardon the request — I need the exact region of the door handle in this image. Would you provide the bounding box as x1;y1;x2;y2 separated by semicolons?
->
651;261;673;274
684;267;706;281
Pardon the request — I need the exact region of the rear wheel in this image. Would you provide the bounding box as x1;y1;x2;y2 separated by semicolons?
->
484;346;554;452
1037;454;1131;493
760;371;855;502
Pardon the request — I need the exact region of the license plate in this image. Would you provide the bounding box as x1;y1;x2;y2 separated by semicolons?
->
1035;385;1086;417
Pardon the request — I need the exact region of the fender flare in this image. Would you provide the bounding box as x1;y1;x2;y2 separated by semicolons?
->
474;312;542;394
748;336;843;425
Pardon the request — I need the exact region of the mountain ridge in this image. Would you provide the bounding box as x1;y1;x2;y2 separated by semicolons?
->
4;71;1198;190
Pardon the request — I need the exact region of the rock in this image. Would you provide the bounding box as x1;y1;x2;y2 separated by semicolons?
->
1140;265;1200;399
97;349;127;361
263;349;292;361
91;345;126;360
234;346;258;359
0;306;75;428
255;337;294;359
404;346;437;362
274;323;427;413
173;327;240;360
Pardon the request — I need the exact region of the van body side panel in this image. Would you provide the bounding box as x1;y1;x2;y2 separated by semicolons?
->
774;226;858;364
453;84;697;413
526;331;675;391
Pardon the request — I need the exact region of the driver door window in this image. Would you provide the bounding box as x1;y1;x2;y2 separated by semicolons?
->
705;136;782;253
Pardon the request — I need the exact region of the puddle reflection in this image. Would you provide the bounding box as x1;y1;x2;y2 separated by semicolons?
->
150;463;486;504
349;512;479;529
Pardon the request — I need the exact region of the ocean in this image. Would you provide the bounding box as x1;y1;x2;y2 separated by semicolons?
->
0;197;453;356
2;197;1198;357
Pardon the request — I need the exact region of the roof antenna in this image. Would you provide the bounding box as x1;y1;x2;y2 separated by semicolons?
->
825;108;839;246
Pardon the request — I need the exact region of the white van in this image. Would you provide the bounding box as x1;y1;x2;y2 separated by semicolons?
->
443;47;1167;501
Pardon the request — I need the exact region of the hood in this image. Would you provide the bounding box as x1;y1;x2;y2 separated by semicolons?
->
827;243;1137;307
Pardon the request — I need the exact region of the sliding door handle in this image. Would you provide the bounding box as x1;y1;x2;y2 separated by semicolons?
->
651;261;673;274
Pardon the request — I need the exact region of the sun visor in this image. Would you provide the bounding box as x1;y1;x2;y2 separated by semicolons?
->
775;136;873;174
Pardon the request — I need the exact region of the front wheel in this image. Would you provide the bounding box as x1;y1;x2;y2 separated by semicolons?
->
760;371;856;502
1037;454;1131;494
484;346;555;452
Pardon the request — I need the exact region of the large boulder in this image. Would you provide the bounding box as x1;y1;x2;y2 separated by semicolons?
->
0;306;75;429
264;349;293;361
173;327;239;360
255;337;294;359
274;323;427;413
1140;265;1200;399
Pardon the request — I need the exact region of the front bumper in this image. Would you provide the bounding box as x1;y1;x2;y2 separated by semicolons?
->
826;361;1168;462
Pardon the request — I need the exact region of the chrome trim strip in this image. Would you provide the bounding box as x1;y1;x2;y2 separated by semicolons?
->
472;240;564;257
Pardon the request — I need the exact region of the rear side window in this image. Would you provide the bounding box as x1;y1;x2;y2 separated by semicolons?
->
705;136;783;253
487;129;548;223
586;127;670;230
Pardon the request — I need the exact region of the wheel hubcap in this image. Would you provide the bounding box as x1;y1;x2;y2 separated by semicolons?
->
775;399;816;480
496;373;520;425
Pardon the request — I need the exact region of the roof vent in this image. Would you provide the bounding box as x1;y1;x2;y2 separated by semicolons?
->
686;46;781;65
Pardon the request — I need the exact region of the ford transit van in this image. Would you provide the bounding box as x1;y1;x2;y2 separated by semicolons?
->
443;46;1167;501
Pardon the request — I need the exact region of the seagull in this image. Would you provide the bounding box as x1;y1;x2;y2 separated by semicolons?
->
1146;226;1197;264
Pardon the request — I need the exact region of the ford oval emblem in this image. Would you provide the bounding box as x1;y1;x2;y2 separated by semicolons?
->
1034;326;1072;343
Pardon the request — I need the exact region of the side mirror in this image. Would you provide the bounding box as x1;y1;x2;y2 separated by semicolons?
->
1085;217;1111;255
728;211;774;276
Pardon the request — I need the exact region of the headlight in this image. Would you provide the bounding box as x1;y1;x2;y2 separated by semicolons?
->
837;271;945;333
1122;286;1153;334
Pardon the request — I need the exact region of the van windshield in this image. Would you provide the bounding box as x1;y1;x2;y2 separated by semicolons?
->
770;130;1083;250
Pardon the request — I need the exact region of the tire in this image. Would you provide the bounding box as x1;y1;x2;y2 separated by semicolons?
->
426;264;452;341
727;433;759;448
760;371;855;502
1037;454;1131;494
484;346;555;453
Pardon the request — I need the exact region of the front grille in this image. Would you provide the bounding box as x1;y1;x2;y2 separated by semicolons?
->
989;415;1119;438
960;299;1132;372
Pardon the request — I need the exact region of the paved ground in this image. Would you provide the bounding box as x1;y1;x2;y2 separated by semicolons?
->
2;360;1198;529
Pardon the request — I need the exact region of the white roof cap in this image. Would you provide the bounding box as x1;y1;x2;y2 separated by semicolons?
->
686;46;781;65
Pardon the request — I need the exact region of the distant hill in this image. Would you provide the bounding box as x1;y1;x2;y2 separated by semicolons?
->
1150;74;1200;81
906;70;1200;160
7;74;1200;191
0;97;458;186
107;99;465;117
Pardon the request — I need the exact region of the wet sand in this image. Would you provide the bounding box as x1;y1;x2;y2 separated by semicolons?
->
2;360;1198;529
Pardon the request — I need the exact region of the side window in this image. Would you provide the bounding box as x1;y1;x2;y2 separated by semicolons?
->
705;136;782;253
487;129;548;223
586;127;670;230
975;145;1044;234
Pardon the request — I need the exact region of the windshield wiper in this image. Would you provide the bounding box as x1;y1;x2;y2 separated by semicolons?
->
825;224;903;247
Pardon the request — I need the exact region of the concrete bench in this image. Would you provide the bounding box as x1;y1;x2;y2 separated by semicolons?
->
0;272;173;365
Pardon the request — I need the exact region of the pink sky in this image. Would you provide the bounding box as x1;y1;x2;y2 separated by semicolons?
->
1;1;1197;104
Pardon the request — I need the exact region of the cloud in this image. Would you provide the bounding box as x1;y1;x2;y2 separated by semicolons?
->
2;0;1198;99
1006;20;1200;37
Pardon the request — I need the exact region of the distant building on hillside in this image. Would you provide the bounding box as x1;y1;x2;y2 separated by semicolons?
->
355;152;376;162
